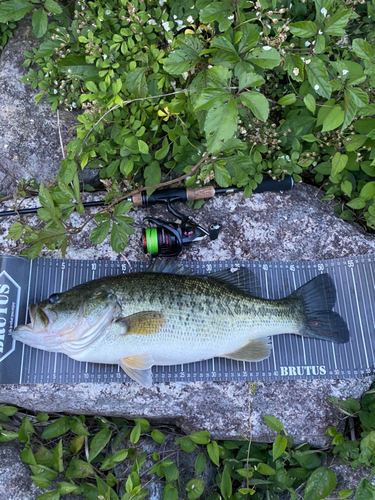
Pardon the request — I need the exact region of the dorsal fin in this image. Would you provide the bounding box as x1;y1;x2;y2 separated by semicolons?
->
146;258;193;275
205;267;261;297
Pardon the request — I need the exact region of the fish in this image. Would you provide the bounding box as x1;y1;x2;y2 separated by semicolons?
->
12;260;349;387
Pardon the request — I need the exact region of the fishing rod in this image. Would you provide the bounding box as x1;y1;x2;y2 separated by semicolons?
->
0;176;294;256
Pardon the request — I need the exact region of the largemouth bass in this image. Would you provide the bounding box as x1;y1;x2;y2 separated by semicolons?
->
12;261;349;387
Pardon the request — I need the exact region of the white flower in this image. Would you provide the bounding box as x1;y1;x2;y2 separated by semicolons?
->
318;29;323;34
305;41;311;47
228;14;234;20
53;89;58;94
207;64;213;69
173;15;177;19
159;0;166;5
314;84;319;90
186;15;194;23
182;71;189;80
293;67;299;75
54;80;58;85
103;54;108;60
72;102;77;108
162;21;171;31
105;9;111;15
305;59;311;64
342;69;349;75
320;7;327;16
147;19;157;25
263;45;271;50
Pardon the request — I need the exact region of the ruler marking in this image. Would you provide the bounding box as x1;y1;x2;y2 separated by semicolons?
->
350;266;369;368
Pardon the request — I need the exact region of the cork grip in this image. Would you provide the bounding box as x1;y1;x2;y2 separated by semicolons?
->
132;193;143;207
186;186;215;201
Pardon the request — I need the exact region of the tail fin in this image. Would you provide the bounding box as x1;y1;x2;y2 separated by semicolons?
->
290;274;349;344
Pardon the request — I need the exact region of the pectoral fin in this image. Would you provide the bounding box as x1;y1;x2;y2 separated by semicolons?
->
116;311;165;336
120;354;154;387
224;338;271;362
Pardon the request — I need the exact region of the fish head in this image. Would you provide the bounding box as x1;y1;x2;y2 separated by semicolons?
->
13;284;117;351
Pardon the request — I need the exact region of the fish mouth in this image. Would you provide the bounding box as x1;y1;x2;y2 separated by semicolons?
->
12;305;59;349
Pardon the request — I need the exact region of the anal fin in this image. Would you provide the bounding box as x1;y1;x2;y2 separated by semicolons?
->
224;338;271;362
120;353;154;388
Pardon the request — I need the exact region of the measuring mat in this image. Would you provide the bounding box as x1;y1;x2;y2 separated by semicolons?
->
0;254;374;385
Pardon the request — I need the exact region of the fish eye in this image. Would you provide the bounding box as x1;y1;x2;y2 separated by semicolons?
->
48;293;60;304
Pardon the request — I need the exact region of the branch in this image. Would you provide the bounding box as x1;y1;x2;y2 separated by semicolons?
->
78;89;190;156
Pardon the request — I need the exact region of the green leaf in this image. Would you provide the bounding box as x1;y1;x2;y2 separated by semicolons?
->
273;434;287;460
263;415;284;432
347;88;369;108
130;422;141;444
302;134;317;142
195;452;206;475
164;36;203;75
57;55;99;80
322;106;344;132
189;431;211;444
304;467;337;500
347;197;366;210
163;484;178;500
138;140;149;155
186;478;205;500
352;39;375;61
278;93;296;105
6;222;24;241
257;463;276;475
341;181;352;198
240;91;269;122
114;201;133;216
0;0;33;23
355;479;375;500
100;449;128;470
20;445;36;465
44;0;62;14
89;221;110;245
248;47;281;69
342;91;357;130
65;458;94;478
304;94;316;114
199;0;234;32
332;153;348;176
289;21;318;38
126;68;148;98
214;164;231;187
35;92;44;105
34;491;60;500
111;223;129;253
70;416;90;436
88;428;111;463
204;94;238;153
32;8;48;38
325;9;352;36
52;440;64;473
0;430;19;442
305;58;332;99
220;467;232;500
175;436;196;452
42;416;71;440
339;490;354;499
345;135;367;152
58;483;80;495
85;81;98;93
164;462;179;482
207;440;220;466
151;429;166;444
360;182;375;201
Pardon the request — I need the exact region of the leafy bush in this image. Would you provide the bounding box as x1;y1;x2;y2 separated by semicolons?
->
0;404;361;500
1;0;375;256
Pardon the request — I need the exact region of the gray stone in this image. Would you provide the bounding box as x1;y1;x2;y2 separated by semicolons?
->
0;16;78;197
0;440;77;500
1;183;375;449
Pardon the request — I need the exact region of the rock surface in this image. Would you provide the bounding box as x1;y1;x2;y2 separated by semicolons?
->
1;13;375;500
0;16;77;197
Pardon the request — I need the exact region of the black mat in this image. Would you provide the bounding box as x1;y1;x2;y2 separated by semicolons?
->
0;254;373;384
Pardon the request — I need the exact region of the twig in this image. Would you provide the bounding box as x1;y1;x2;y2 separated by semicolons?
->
56;110;66;160
78;89;190;156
